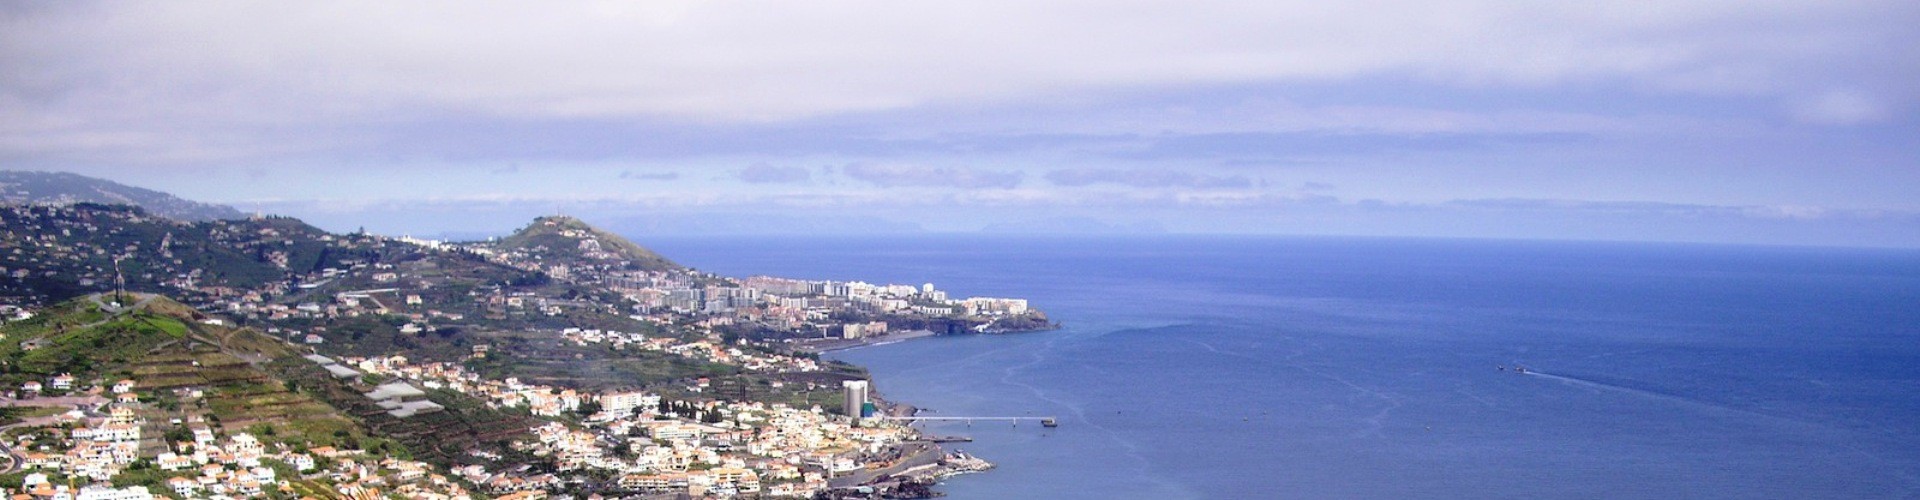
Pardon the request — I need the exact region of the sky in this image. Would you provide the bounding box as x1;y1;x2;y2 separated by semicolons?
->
3;2;1918;246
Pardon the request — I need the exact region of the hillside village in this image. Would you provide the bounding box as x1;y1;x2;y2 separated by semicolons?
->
0;174;1049;499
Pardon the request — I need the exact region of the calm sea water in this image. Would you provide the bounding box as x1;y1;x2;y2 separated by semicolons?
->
643;235;1920;499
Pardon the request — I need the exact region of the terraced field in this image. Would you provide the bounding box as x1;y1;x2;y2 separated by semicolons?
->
269;357;532;466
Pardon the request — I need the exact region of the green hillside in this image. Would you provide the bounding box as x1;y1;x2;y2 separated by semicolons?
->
0;293;392;452
0;293;291;382
495;215;679;271
0;292;527;468
0;203;400;305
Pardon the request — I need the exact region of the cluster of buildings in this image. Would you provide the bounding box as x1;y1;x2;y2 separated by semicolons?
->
558;326;824;372
341;354;585;418
513;398;915;498
0;205;412;312
343;353;921;497
6;205;1036;353
451;218;1036;338
618;275;1030;336
11;477;154;500
0;205;174;295
3;209;1037;497
3;386;471;499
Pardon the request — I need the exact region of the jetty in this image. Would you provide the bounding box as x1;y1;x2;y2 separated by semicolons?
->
922;435;974;443
883;416;1059;427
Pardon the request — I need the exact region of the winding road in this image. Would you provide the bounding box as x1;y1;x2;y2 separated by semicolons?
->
0;294;149;472
0;396;104;473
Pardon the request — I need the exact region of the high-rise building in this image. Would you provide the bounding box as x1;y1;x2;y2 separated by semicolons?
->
842;380;870;419
601;391;659;416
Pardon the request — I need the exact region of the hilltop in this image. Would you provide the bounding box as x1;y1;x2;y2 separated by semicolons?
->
0;170;245;222
0;203;730;391
493;215;679;272
0;293;291;385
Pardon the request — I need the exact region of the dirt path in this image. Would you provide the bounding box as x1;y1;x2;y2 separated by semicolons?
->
73;292;159;330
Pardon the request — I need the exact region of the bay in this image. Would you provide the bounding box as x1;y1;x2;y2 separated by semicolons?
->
643;235;1920;499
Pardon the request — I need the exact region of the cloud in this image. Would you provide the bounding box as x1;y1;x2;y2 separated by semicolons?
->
737;163;811;184
1046;168;1252;189
4;0;1915;249
1792;90;1891;126
1436;198;1914;222
979;216;1167;234
618;170;679;181
842;163;1022;189
1444;198;1744;216
1739;205;1829;220
1116;131;1592;161
3;1;1914;164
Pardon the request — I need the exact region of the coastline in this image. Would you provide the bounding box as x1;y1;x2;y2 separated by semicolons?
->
807;335;1019;497
797;322;1061;354
798;329;941;354
822;391;996;497
788;320;1057;495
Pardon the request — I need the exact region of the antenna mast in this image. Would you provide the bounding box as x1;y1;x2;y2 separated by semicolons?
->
112;255;127;304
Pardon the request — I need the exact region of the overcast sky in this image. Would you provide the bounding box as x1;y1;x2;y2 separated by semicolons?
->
4;2;1917;245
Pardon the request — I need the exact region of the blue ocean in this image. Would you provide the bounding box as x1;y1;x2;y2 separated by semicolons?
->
644;235;1920;499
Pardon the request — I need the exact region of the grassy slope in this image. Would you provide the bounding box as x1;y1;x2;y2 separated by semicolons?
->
0;294;390;456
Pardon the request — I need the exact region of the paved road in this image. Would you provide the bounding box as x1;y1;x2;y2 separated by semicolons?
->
0;398;96;474
0;293;154;473
828;442;942;488
88;292;155;315
73;293;160;330
0;395;106;409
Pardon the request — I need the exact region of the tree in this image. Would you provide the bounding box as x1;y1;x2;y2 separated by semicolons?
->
576;400;603;417
165;426;193;443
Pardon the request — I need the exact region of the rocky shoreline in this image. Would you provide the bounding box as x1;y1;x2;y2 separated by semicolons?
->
814;391;998;499
798;321;1059;354
799;322;1056;497
796;329;942;354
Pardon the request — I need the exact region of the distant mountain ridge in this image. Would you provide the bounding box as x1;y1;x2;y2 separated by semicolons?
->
0;170;246;221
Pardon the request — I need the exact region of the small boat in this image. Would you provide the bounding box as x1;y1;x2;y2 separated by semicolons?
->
1041;418;1058;428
